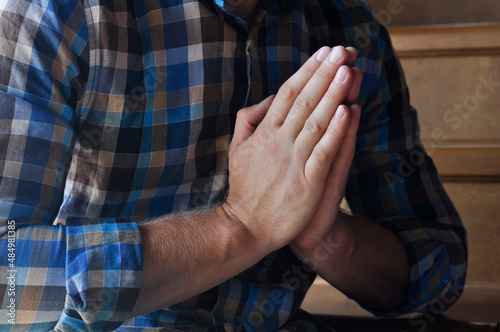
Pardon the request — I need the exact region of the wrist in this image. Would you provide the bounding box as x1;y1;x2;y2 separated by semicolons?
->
291;212;355;276
323;212;356;277
216;204;272;259
330;212;355;259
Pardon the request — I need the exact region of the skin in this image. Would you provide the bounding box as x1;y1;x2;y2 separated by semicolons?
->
131;44;409;318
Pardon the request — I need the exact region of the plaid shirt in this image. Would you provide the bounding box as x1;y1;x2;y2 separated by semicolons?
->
0;0;467;331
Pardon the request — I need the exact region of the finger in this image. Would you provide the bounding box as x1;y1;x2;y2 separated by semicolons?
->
303;104;360;242
281;46;350;138
346;67;363;105
334;103;361;170
346;47;358;67
322;103;361;203
303;104;351;185
293;66;353;164
263;46;333;128
230;95;275;151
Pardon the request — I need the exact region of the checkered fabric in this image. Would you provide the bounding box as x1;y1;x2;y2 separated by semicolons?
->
0;0;467;331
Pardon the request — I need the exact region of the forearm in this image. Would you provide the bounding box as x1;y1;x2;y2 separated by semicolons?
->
293;211;409;311
131;205;268;317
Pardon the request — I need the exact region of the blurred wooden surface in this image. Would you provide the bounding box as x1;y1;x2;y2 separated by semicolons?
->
404;55;500;140
389;24;500;57
428;146;500;180
445;183;500;284
365;0;500;27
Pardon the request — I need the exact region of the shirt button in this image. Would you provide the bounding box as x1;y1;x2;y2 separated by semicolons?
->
224;322;235;332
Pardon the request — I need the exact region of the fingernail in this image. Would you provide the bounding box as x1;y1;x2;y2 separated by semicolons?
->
335;106;346;119
334;67;347;83
316;47;330;62
329;47;342;63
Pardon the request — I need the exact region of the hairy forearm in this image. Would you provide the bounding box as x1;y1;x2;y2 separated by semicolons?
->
131;206;267;317
294;212;409;311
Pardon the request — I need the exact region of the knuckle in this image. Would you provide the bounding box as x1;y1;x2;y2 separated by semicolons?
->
326;123;342;138
304;116;323;134
323;88;341;104
235;108;249;121
315;65;331;80
278;82;296;100
294;94;311;112
254;125;272;143
267;113;283;128
313;146;330;163
303;60;317;75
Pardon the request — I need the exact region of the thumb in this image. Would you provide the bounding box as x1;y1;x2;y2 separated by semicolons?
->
230;95;275;150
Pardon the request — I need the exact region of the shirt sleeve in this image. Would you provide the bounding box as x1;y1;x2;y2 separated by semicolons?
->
0;1;143;330
344;1;467;317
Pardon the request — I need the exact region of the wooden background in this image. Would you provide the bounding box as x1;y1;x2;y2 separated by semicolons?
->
365;0;500;26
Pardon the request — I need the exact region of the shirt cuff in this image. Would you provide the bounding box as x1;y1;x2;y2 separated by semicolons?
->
56;218;143;331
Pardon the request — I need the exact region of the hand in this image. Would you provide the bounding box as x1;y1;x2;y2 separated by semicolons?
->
291;48;363;255
291;104;361;254
223;46;356;253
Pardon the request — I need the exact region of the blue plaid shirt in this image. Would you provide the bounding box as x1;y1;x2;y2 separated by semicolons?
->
0;0;467;331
